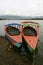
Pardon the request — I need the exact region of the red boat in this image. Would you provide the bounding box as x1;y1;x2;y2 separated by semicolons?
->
5;23;22;48
5;22;40;58
21;21;39;52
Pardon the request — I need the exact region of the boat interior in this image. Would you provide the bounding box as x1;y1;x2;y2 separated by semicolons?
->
23;26;37;36
6;26;37;36
6;26;20;36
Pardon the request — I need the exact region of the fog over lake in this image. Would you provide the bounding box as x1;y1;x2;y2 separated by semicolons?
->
0;20;43;42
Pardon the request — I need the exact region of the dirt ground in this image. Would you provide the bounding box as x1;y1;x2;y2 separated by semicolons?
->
0;37;38;65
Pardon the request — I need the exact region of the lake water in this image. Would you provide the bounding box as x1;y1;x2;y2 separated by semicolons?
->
0;20;43;65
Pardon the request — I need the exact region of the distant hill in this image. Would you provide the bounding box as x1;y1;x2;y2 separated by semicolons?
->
0;15;30;20
0;15;43;20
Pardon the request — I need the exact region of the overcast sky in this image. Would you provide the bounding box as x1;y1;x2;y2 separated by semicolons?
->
0;0;43;16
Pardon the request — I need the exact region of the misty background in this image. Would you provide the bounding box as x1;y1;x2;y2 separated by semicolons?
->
0;0;43;42
0;0;43;16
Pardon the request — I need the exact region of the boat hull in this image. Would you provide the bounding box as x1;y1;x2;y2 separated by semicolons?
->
5;33;22;48
22;26;39;54
5;23;22;48
5;22;39;58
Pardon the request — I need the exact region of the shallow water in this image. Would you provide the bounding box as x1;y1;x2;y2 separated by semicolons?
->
0;20;43;65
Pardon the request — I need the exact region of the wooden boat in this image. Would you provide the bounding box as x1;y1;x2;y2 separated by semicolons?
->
5;23;22;48
5;22;40;60
21;21;40;53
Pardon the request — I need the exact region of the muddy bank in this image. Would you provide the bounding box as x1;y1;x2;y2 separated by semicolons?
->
0;37;42;65
0;37;32;65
